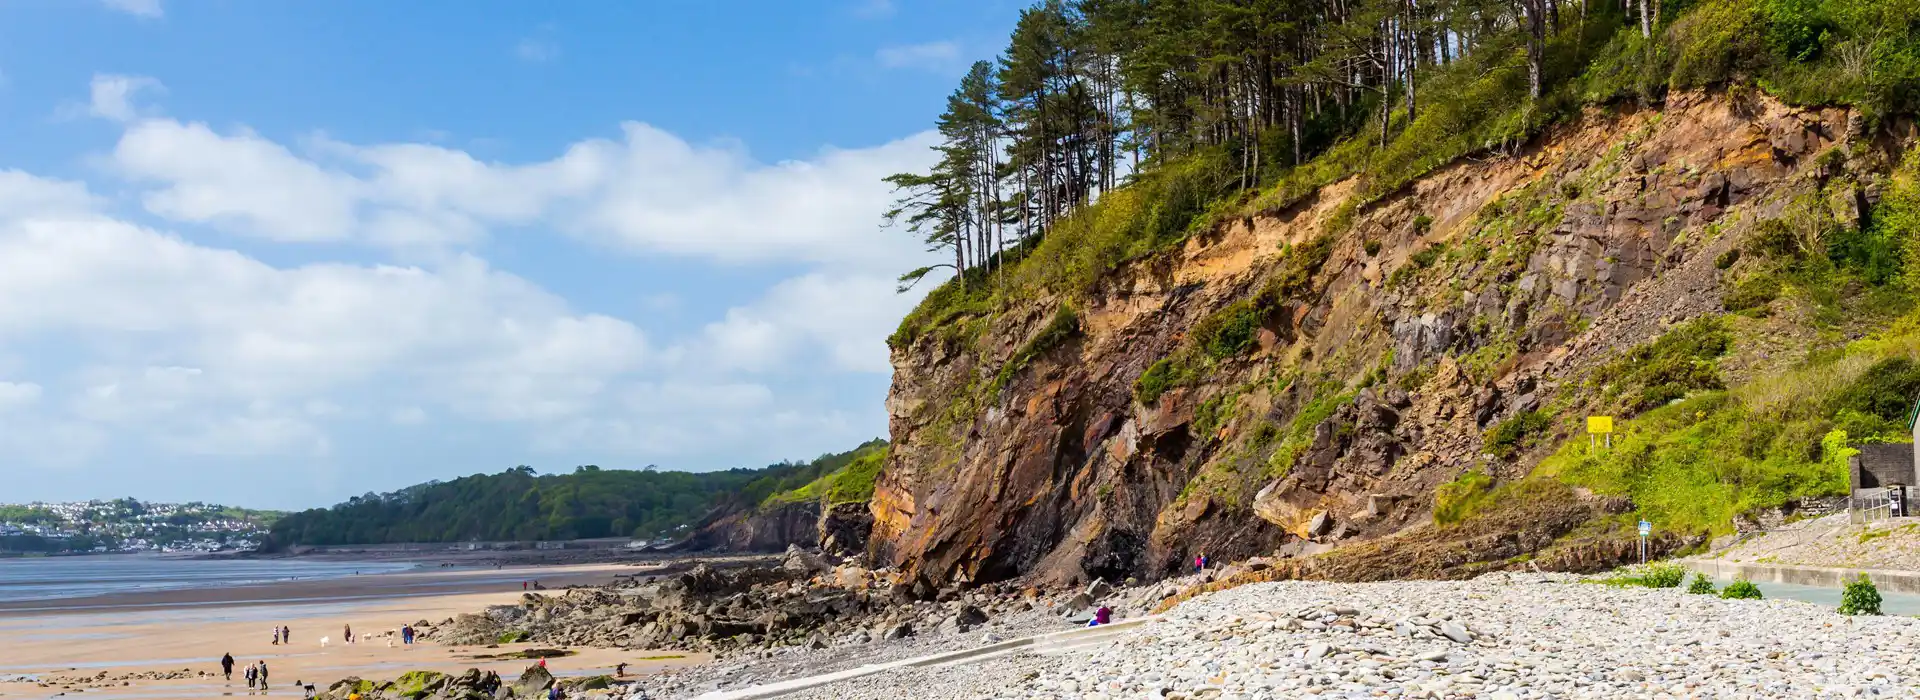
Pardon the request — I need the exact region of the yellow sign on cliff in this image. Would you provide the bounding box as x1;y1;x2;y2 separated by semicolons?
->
1587;416;1614;434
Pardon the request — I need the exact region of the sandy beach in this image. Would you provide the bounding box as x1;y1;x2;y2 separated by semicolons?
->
0;562;708;699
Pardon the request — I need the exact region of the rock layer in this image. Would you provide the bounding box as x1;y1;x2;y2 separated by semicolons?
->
871;92;1868;587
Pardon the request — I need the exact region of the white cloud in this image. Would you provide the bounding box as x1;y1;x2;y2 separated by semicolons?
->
0;180;649;440
107;111;939;266
113;120;361;240
876;41;964;72
697;273;918;374
87;74;165;122
516;38;559;63
0;381;43;410
3;76;946;500
0;170;100;216
100;0;162;18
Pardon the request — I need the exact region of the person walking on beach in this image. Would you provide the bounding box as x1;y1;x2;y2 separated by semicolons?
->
244;661;257;690
283;625;291;644
344;623;354;644
257;660;270;690
272;627;281;645
615;662;627;678
220;653;235;681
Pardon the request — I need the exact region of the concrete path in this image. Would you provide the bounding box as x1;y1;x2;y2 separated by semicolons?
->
690;617;1157;700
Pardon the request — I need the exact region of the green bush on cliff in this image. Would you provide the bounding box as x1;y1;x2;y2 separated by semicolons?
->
1582;0;1920;119
1433;469;1497;526
1264;387;1356;478
1592;317;1732;414
761;443;891;508
1550;300;1920;537
1485;411;1554;458
1688;572;1718;594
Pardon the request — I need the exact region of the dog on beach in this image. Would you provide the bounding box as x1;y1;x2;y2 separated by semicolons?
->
300;681;316;698
320;636;330;648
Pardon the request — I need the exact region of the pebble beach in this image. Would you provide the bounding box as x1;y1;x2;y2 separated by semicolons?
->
775;573;1920;700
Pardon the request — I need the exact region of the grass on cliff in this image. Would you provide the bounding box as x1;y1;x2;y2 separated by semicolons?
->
894;0;1920;355
1543;311;1920;535
761;444;890;509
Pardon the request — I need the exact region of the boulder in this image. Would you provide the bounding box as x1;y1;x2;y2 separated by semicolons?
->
511;665;555;697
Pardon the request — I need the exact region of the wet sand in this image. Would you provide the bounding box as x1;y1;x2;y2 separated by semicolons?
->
0;563;707;699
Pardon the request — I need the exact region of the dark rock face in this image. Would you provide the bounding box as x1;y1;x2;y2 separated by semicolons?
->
870;92;1859;587
819;502;874;556
683;501;822;552
682;498;877;556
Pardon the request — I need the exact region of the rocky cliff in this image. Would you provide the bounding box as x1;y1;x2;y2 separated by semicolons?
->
870;92;1912;587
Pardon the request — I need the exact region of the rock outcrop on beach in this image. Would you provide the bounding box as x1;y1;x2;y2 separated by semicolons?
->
428;548;1136;655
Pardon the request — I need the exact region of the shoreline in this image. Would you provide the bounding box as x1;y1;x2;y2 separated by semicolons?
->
0;559;707;699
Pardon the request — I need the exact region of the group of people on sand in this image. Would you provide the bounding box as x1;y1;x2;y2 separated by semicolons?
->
270;625;292;645
219;653;274;691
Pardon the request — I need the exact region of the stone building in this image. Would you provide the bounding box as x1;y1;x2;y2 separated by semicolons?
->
1848;396;1920;518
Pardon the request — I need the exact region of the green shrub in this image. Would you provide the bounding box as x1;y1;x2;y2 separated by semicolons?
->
1597;562;1689;588
1409;243;1447;268
1839;573;1883;615
1135;358;1186;404
1412;214;1434;233
1687;572;1717;594
1830;357;1920;423
497;630;528;644
1594;317;1733;413
1485;410;1554;458
1363;239;1382;256
1433;470;1497;526
823;448;889;505
1545;391;1852;535
1643;563;1688;588
1192;301;1265;360
1265;388;1357;478
1720;579;1764;599
1723;272;1783;313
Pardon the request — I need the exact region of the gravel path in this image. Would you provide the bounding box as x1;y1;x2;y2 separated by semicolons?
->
767;573;1920;699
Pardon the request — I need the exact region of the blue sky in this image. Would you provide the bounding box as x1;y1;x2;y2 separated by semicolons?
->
0;0;1018;509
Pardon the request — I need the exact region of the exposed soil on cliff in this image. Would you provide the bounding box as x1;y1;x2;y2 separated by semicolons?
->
870;91;1905;588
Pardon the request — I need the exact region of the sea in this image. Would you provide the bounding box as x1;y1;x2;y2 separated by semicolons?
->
0;555;416;604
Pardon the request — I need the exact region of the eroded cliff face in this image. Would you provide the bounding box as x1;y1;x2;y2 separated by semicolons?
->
870;92;1888;587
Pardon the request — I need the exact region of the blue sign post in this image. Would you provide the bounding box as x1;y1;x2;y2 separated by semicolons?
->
1638;520;1651;564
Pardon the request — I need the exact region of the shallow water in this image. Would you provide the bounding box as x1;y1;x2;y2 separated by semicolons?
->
0;556;415;604
1727;579;1920;615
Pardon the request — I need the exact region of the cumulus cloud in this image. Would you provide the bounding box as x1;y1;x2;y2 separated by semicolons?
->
107;114;938;266
697;273;917;374
6;76;940;502
87;74;165;122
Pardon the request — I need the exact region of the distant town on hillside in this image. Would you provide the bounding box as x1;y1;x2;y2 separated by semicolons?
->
0;499;278;554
